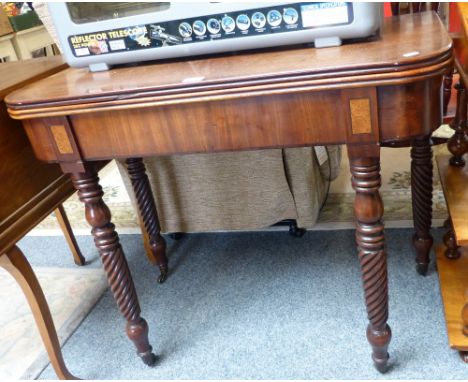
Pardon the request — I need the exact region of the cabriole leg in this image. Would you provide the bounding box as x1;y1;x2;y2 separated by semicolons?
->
0;246;78;380
348;144;391;373
410;136;434;275
71;165;156;366
125;158;168;283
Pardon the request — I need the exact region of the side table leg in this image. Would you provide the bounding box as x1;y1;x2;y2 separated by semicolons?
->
125;158;168;283
448;82;468;166
410;136;434;275
460;351;468;363
71;166;156;366
443;218;461;260
55;204;86;266
443;69;453;115
0;246;78;380
463;293;468;361
348;144;391;373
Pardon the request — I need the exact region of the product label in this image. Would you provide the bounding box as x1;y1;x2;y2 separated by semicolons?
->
67;2;354;57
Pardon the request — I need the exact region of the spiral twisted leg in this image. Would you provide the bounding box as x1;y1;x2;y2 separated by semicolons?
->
348;145;391;373
125;158;168;283
411;136;434;275
71;166;156;366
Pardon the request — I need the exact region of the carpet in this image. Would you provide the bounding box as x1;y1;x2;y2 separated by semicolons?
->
0;265;107;379
28;229;467;380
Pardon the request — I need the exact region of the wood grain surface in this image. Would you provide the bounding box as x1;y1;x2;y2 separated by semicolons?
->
0;59;73;253
3;13;453;374
436;155;468;246
436;244;468;351
5;13;451;118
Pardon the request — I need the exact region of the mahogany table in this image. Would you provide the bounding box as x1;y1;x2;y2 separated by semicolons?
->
5;13;452;376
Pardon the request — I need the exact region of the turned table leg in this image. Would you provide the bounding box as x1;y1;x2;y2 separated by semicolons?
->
348;144;391;373
462;291;468;362
410;136;434;275
125;158;168;283
448;81;468;166
443;218;462;260
443;69;453;116
0;246;78;380
71;165;156;366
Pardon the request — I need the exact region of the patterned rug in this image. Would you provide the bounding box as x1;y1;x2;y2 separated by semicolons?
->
32;145;449;235
0;267;107;379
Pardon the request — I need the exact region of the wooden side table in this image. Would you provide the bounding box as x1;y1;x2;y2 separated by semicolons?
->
0;56;86;380
435;2;468;363
5;13;452;377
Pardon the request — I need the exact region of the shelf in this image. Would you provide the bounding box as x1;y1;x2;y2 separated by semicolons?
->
436;244;468;350
436;155;468;245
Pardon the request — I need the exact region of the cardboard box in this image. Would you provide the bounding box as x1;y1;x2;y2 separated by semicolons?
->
0;8;14;36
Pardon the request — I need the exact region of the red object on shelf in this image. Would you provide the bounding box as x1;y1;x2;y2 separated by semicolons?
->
384;3;393;17
449;2;462;33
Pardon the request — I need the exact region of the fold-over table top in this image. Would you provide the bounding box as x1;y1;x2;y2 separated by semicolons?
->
6;13;452;118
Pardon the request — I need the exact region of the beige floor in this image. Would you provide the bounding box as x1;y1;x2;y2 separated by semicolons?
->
28;144;450;235
0;267;107;379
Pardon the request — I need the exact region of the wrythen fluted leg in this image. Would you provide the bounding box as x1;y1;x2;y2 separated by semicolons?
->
0;246;78;380
125;158;168;283
411;136;434;275
71;166;156;366
348;144;391;373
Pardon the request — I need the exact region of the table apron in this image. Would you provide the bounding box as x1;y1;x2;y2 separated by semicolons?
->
22;78;443;164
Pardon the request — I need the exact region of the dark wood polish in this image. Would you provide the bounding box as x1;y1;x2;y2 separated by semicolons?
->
125;158;168;283
410;136;434;275
348;144;391;373
444;68;454;115
71;166;156;366
448;82;468;166
5;13;452;373
443;218;462;260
